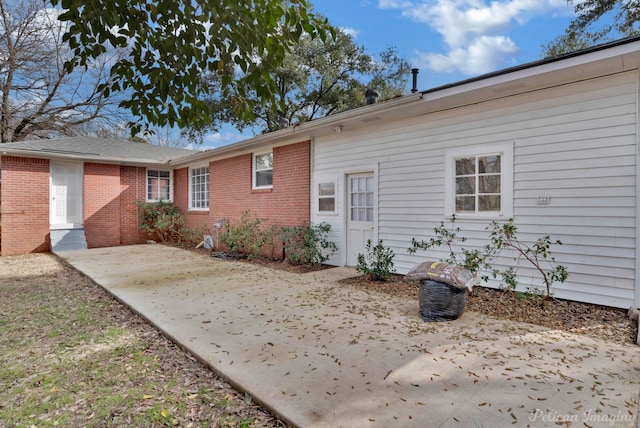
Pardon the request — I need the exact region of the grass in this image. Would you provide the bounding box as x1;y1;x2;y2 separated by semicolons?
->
0;254;283;427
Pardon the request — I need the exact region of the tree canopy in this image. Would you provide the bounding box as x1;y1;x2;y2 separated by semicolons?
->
543;0;640;57
194;29;411;135
50;0;332;135
0;0;128;142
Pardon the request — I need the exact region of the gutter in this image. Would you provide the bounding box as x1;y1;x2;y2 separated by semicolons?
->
170;92;425;167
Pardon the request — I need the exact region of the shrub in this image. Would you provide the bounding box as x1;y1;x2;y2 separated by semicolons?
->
279;222;337;266
486;219;568;299
356;239;396;281
136;200;184;242
220;211;268;259
408;214;494;277
408;216;568;299
180;223;212;247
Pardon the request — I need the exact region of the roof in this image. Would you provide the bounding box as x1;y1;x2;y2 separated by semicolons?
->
173;35;640;166
0;137;197;165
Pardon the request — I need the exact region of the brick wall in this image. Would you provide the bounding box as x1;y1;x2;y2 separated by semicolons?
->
209;141;310;227
0;156;50;255
84;163;122;248
120;166;145;245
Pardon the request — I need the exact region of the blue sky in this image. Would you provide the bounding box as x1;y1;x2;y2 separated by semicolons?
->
201;0;576;148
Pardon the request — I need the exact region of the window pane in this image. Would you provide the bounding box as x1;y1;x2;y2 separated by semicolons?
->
456;176;475;195
358;177;366;192
319;182;335;196
479;155;501;174
456;157;475;175
351;207;357;221
366;192;373;206
479;195;501;211
366;177;373;192
479;175;501;193
366;208;373;222
359;208;366;221
319;197;335;212
456;196;475;212
256;170;272;187
359;193;366;206
351;178;358;192
255;153;272;170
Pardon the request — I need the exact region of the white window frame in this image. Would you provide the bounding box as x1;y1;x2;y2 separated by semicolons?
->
188;165;209;211
146;168;173;202
317;181;337;214
444;143;513;219
253;150;273;189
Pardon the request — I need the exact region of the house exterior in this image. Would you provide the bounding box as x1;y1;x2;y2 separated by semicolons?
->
303;36;640;310
3;36;640;310
0;137;311;257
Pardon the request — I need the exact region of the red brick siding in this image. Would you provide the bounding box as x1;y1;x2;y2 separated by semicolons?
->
120;166;145;245
84;163;121;248
210;141;310;227
0;156;50;255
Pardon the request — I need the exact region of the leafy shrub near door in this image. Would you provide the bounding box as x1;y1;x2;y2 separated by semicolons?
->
356;239;396;281
279;222;337;266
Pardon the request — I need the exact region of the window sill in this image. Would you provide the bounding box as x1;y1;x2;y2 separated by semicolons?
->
187;209;209;215
252;187;273;193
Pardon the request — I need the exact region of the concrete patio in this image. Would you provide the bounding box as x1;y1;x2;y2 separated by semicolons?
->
57;245;640;427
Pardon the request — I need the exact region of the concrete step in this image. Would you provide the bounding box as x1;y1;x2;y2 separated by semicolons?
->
50;229;88;253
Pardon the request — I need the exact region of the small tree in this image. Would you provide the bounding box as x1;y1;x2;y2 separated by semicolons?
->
408;216;568;300
356;239;396;281
486;220;568;299
407;214;495;278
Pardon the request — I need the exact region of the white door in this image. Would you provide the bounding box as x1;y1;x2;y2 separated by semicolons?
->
346;173;375;266
50;161;83;229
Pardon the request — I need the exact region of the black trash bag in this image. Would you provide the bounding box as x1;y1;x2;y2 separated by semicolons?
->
419;279;467;322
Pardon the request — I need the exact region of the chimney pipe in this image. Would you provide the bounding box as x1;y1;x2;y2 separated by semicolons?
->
365;89;379;105
411;68;419;93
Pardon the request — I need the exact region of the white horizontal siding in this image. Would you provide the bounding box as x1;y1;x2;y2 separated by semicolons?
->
312;70;638;308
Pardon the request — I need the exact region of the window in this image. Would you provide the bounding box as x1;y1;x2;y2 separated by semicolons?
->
147;169;172;201
253;152;273;188
445;144;513;218
350;175;374;222
189;166;209;210
318;182;336;213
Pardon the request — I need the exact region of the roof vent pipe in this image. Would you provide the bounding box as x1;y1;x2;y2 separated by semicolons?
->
411;68;419;93
365;89;379;105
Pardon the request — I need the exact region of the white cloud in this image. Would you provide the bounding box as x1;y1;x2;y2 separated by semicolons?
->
415;35;517;75
378;0;413;8
340;26;361;38
203;128;253;148
386;0;569;76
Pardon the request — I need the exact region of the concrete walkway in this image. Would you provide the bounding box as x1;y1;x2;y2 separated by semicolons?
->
57;245;640;427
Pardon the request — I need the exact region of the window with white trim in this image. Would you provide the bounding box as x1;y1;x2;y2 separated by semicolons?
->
189;166;209;210
253;151;273;188
318;182;336;213
445;144;513;218
147;169;172;201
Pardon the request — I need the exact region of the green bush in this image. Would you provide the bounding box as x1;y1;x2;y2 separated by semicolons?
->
279;222;337;267
136;200;184;242
220;211;268;259
408;216;568;300
356;239;396;281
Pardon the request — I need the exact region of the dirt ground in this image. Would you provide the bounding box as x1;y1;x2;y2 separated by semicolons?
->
245;257;639;346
